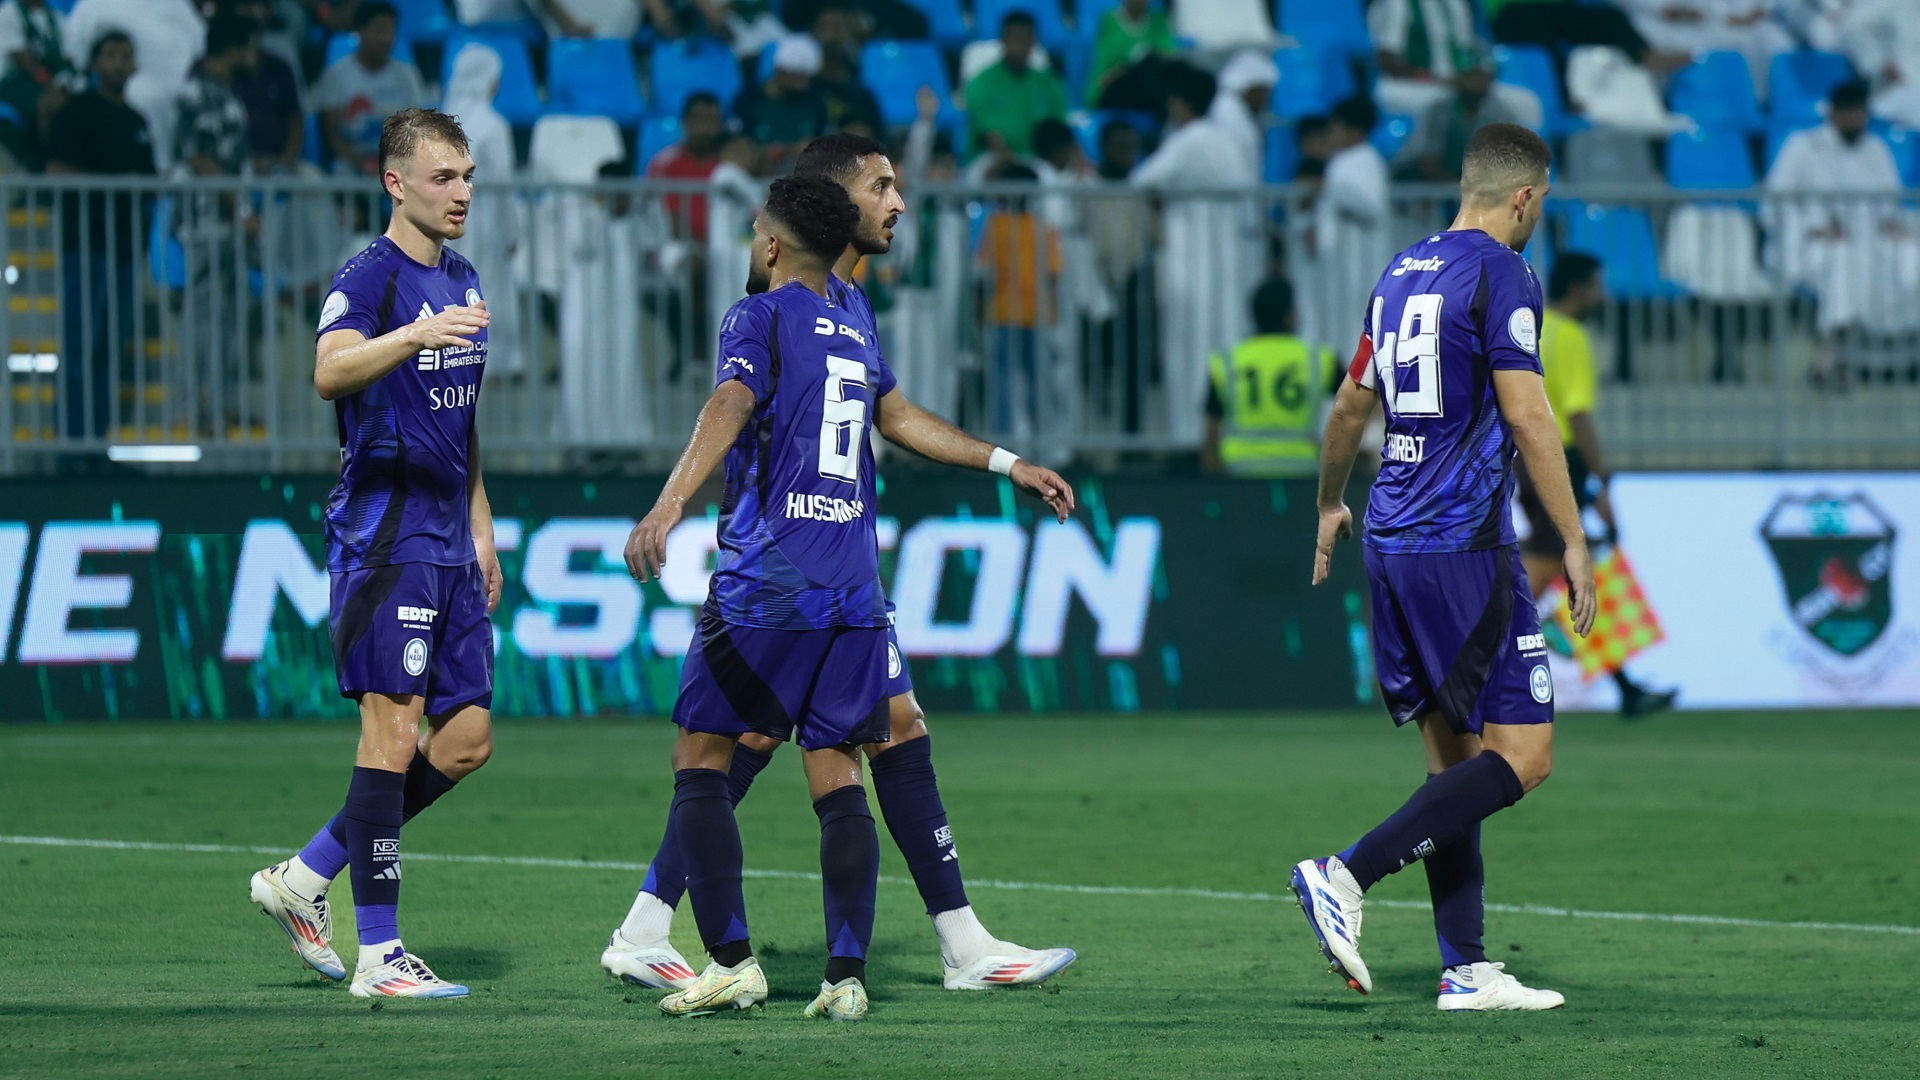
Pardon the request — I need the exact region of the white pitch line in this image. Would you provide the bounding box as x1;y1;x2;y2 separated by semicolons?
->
5;834;1917;938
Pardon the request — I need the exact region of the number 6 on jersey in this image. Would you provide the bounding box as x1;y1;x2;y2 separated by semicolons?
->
818;354;868;482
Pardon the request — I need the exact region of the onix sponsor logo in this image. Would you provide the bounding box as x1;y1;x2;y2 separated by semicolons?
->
1391;256;1446;277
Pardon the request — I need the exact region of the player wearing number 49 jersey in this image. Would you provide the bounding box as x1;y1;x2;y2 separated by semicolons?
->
247;108;503;1001
1292;124;1597;1012
620;173;1076;1020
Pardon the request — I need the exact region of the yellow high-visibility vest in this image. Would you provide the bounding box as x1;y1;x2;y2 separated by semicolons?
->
1209;334;1331;477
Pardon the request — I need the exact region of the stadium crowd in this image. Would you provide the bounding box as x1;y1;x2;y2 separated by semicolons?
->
21;0;1920;459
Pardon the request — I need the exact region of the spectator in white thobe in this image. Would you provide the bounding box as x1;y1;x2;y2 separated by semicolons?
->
1765;80;1919;380
1133;65;1252;445
1299;96;1393;356
1831;0;1920;130
443;43;527;376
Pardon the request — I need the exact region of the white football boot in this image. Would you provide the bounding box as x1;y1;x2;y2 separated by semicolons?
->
248;862;346;981
601;929;699;990
943;945;1078;990
658;959;768;1017
1436;962;1566;1011
1290;856;1372;995
804;977;870;1022
349;946;470;999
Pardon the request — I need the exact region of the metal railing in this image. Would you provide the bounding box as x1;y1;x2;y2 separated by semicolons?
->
4;174;1917;474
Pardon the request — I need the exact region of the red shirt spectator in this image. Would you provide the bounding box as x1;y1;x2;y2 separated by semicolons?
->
646;90;725;241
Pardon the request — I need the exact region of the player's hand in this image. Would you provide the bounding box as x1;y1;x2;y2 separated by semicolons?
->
474;537;503;614
409;301;489;351
626;499;684;582
1563;542;1597;638
1011;461;1075;522
1312;503;1353;586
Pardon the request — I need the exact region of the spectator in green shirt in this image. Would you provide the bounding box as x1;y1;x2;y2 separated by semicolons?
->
1088;0;1177;102
964;10;1067;159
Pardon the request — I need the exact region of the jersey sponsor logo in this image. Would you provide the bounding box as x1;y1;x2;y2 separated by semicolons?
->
785;492;866;523
1390;256;1446;277
416;302;440;370
318;290;349;331
403;636;428;677
398;605;439;625
812;316;868;346
723;355;755;375
1516;632;1546;655
1509;307;1539;355
428;382;480;411
1382;433;1427;464
1529;663;1553;703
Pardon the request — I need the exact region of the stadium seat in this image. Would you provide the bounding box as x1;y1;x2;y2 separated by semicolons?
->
1276;0;1371;62
650;37;742;117
1370;113;1414;162
1076;0;1120;34
1878;124;1920;188
1668;51;1762;132
861;40;960;129
440;30;543;126
1265;122;1298;182
394;0;454;44
1271;47;1340;120
973;0;1074;54
900;0;969;45
638;114;680;170
528;114;626;182
547;38;645;126
1561;203;1685;299
324;32;417;69
1494;44;1578;138
149;196;185;291
1666;127;1757;189
1768;50;1856;129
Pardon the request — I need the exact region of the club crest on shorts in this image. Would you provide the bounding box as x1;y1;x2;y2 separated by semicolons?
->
1529;664;1553;703
404;637;428;677
887;643;902;680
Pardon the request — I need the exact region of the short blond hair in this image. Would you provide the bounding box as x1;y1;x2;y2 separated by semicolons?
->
378;107;470;174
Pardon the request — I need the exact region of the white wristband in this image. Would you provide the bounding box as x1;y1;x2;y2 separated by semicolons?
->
988;447;1020;476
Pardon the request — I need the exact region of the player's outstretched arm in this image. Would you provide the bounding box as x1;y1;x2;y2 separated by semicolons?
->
874;388;1075;522
1311;377;1376;586
468;427;502;613
1495;368;1596;637
624;381;757;581
313;302;489;400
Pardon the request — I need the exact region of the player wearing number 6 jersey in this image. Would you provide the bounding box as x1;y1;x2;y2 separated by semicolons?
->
622;175;1076;1020
1291;124;1597;1012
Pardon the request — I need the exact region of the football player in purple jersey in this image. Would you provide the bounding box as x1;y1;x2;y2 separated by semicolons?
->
1292;123;1597;1011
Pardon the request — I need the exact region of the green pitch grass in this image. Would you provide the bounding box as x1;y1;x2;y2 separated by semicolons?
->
2;711;1916;1079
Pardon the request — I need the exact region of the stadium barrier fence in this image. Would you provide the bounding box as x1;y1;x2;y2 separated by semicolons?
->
3;175;1919;474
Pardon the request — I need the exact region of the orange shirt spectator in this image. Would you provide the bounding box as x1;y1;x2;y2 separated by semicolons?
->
976;198;1062;328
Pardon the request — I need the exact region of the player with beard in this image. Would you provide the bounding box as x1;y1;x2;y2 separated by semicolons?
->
604;135;1080;995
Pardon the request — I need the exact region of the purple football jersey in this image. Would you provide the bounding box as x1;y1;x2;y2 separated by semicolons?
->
1350;230;1544;554
316;237;487;572
707;279;898;630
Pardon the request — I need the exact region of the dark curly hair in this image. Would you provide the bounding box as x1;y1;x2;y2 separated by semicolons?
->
763;174;860;261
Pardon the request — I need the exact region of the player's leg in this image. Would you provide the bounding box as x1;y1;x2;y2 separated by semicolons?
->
801;742;879;1022
866;687;1077;989
1412;716;1493;983
607;728;783;986
656;727;769;1016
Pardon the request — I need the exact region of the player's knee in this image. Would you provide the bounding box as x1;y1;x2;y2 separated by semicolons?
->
888;699;927;744
739;731;783;756
444;734;492;777
1509;748;1552;792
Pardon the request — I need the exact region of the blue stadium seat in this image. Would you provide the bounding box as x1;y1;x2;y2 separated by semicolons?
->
1666;127;1756;189
974;0;1074;53
1076;0;1121;33
547;38;645;126
638;114;681;170
1271;47;1344;120
1494;44;1578;137
1370;113;1413;162
861;40;960;128
1873;122;1920;188
441;30;544;126
1768;50;1856;129
1561;203;1685;298
149;197;185;290
901;0;969;45
1265;122;1298;182
1276;0;1371;62
324;32;416;69
650;37;742;117
393;0;453;44
1669;51;1761;132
